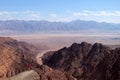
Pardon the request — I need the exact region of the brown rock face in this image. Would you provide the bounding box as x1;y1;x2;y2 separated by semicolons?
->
0;37;39;78
43;42;120;80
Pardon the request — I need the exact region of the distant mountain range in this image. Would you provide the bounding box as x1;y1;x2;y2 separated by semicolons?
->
0;20;120;35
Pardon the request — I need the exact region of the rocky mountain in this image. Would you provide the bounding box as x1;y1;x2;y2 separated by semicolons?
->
0;37;74;80
0;37;119;80
43;42;120;80
0;20;120;35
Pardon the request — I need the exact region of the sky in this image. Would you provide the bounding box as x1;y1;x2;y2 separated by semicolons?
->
0;0;120;23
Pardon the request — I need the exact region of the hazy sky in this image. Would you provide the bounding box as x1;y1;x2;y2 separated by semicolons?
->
0;0;120;23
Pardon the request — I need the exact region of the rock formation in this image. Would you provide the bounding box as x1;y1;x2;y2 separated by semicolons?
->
43;42;120;80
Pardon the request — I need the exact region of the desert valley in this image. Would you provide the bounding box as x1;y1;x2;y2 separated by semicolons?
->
0;20;120;80
0;0;120;80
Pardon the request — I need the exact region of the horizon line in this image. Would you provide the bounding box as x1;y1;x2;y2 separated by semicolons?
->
0;19;119;24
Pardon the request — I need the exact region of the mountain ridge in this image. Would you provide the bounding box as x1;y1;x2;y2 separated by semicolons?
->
0;20;120;35
43;42;120;80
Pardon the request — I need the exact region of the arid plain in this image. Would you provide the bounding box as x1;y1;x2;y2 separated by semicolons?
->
12;34;120;51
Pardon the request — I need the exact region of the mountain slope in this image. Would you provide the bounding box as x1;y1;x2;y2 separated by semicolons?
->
0;37;39;79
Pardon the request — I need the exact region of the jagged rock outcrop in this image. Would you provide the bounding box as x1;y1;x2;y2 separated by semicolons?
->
43;42;92;70
43;42;120;80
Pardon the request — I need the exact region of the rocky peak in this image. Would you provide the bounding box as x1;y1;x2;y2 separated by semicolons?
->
43;42;120;80
43;42;92;72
